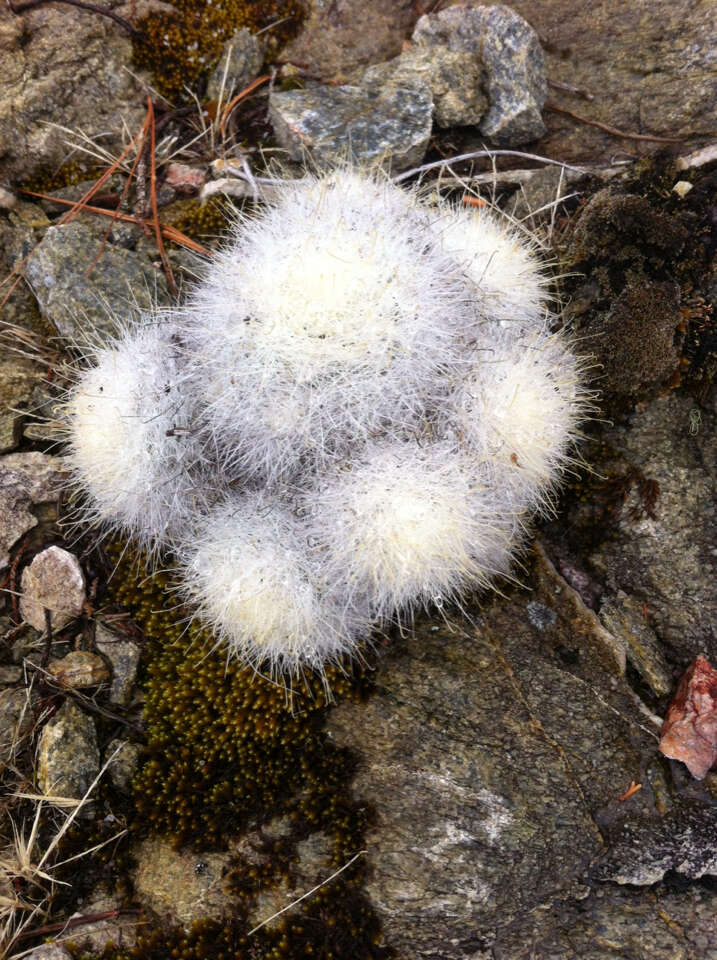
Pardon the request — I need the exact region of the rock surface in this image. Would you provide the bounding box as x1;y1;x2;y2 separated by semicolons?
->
269;84;432;170
324;510;716;955
20;545;86;632
0;355;44;453
0;452;65;570
48;650;110;690
106;738;141;794
0;4;146;183
280;0;419;82
36;698;99;800
413;3;547;144
95;623;141;706
0;685;33;774
361;42;486;129
130;838;234;927
206;28;265;103
25;221;169;342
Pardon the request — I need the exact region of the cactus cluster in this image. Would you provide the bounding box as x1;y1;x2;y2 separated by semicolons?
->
65;168;591;679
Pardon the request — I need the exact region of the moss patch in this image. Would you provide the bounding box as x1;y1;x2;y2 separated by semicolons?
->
132;0;305;103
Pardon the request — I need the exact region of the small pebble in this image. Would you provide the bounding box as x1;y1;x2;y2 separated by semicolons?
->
20;545;86;632
48;650;110;689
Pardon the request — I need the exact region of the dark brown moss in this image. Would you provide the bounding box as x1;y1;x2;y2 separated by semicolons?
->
131;1;305;104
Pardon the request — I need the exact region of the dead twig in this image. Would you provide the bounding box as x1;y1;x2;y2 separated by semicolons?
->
219;74;272;141
7;0;139;35
544;102;685;144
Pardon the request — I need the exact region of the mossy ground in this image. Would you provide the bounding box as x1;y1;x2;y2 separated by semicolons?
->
131;0;305;104
58;544;390;959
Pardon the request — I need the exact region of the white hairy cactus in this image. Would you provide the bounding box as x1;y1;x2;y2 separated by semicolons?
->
67;166;590;680
177;493;368;676
303;440;521;622
181;169;477;485
64;319;203;557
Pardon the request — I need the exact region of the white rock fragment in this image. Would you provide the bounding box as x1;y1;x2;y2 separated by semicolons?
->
20;545;86;631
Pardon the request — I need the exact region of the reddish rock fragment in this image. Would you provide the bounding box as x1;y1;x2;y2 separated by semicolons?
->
659;655;717;779
164;163;206;194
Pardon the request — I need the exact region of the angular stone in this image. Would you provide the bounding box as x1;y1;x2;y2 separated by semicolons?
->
95;623;141;706
413;3;547;145
130;838;233;926
269;85;432;171
361;44;486;128
206;28;265;102
106;738;141;794
0;3;146;184
0;685;33;775
0;355;44;453
23;946;73;960
20;545;86;632
37;699;99;800
0;452;66;570
600;592;672;698
659;655;717;779
48;650;110;690
25;221;168;342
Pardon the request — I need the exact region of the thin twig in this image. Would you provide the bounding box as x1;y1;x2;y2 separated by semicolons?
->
548;78;595;102
7;0;139;35
15;907;138;942
248;850;366;935
393;150;588;184
18;190;211;255
544;102;685;144
146;98;177;296
219;74;272;140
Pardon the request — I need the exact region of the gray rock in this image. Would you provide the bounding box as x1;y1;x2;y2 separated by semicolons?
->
130;838;233;926
0;355;44;453
22;945;73;960
269;84;432;171
361;44;486;128
25;221;168;342
0;452;65;570
206;28;265;103
594;798;717;885
414;3;547;145
0;685;33;774
248;830;333;933
36;698;99;800
0;4;146;183
20;545;86;632
106;738;141;793
490;881;717;959
95;623;141;706
589;393;717;666
599;592;672;698
67;887;137;951
326;528;672;957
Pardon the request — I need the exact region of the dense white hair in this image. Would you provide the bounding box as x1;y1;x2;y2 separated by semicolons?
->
430;202;550;332
302;439;523;623
63;318;205;557
176;492;370;678
447;326;591;513
180;168;479;486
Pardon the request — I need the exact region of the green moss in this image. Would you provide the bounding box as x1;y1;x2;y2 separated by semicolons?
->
132;0;304;103
161;196;235;248
77;545;390;959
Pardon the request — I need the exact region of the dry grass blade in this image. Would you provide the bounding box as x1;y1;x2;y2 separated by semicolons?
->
219;74;271;140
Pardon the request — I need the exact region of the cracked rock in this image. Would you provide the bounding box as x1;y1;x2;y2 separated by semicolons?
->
269;84;432;171
95;623;141;706
206;28;265;102
361;42;486;128
413;3;547;145
25;221;168;342
37;698;99;800
0;452;65;570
